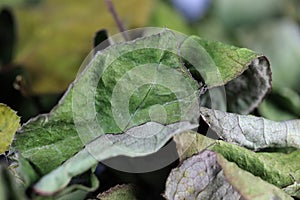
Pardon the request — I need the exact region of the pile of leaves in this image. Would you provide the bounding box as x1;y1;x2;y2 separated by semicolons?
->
1;27;300;200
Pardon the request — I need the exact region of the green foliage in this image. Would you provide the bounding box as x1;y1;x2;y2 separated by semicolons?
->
97;184;138;200
0;103;20;154
1;1;300;199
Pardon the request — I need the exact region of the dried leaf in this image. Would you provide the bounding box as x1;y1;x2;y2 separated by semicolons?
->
174;132;300;190
190;36;271;114
200;107;300;150
164;150;292;200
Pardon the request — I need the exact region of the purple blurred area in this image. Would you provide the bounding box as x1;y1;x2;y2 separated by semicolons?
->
172;0;211;22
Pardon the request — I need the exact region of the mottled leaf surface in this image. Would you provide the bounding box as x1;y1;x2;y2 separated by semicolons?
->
165;149;292;200
174;132;300;191
164;150;240;200
217;154;293;200
190;36;271;114
33;121;197;194
212;141;300;189
200;107;300;150
13;30;200;174
12;29;264;175
97;184;138;200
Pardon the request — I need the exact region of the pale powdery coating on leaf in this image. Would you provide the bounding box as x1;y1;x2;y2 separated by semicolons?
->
12;28;272;198
33;121;198;195
164;150;239;200
200;107;300;150
165;147;294;200
13;28;266;176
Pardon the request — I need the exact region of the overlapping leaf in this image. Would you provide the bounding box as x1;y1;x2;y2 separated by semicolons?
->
11;29;272;198
164;150;292;200
200;107;300;150
0;165;26;200
12;29;267;175
173;131;300;197
187;36;271;114
13;30;201;175
33;121;197;194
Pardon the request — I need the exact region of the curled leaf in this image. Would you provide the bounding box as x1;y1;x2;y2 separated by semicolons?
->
283;182;300;199
11;29;271;196
190;37;271;114
217;154;293;200
164;150;292;200
200;107;300;150
12;29;200;175
33;121;198;195
174;132;300;190
224;56;271;114
0;165;26;200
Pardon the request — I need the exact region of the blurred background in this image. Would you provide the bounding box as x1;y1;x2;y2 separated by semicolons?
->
0;0;300;122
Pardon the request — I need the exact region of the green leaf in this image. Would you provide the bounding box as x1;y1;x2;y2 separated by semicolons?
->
259;87;300;121
13;29;201;175
31;168;99;199
97;184;138;200
188;36;257;86
53;171;99;200
200;107;300;150
12;29;269;194
164;150;292;200
14;30;270;174
0;165;26;200
188;37;271;114
173;132;300;189
33;121;197;194
8;152;39;188
0;103;20;154
212;141;300;189
173;130;216;162
259;99;298;122
217;154;293;200
13;115;82;174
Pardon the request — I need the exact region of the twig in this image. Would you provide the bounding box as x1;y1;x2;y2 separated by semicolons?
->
104;0;129;41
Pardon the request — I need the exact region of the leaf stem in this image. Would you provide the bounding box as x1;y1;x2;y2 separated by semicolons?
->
104;0;129;41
